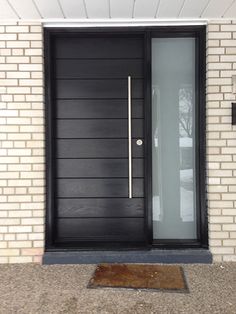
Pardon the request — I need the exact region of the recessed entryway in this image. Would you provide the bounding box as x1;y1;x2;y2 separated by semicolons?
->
45;27;207;251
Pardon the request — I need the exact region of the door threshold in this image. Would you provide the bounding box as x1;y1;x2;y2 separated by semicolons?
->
43;249;212;265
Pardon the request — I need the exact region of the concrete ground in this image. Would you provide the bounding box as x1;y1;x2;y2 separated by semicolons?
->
0;263;235;314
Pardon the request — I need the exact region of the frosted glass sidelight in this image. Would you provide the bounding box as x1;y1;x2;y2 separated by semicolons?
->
152;38;197;239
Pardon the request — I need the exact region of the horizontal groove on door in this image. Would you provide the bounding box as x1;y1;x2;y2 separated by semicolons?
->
56;79;143;99
57;159;144;178
56;99;143;119
56;178;144;198
56;139;144;158
56;217;145;240
55;37;143;59
55;98;144;100
55;59;143;79
56;119;143;139
57;198;144;218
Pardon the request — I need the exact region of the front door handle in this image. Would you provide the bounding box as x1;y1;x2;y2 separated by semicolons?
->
128;76;132;199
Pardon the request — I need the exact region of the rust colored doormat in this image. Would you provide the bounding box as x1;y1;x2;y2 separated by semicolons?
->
88;264;188;292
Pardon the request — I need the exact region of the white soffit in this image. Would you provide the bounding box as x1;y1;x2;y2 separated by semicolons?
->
34;0;64;18
179;0;209;18
59;0;86;19
110;0;133;18
224;0;236;18
134;0;158;18
85;0;109;19
1;0;236;21
201;0;234;18
157;0;184;18
9;0;41;19
0;0;18;19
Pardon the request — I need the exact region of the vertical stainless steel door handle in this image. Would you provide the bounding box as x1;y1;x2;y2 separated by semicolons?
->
128;76;132;199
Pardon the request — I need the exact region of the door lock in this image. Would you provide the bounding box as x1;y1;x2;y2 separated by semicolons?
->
136;139;143;146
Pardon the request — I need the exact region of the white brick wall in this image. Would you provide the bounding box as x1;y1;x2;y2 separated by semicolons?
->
0;20;236;263
0;22;44;263
207;20;236;262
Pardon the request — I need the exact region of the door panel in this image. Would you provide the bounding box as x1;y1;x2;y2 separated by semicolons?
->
57;178;144;198
56;79;143;99
56;119;143;139
51;34;146;247
56;99;143;119
55;59;143;79
57;198;144;218
57;218;145;241
57;159;144;178
55;37;143;59
56;139;144;158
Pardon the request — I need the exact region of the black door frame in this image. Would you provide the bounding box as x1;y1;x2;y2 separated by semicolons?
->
44;26;207;251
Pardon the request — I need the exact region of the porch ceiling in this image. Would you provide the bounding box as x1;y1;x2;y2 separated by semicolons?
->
0;0;236;21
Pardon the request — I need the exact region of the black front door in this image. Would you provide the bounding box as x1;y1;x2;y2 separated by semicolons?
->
49;34;146;248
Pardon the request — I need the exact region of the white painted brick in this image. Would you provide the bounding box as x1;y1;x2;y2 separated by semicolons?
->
211;247;234;254
8;241;32;248
226;47;236;54
221;39;236;46
5;26;29;33
9;256;32;263
7;41;30;48
30;26;42;33
8;226;32;233
6;56;29;63
7;72;30;79
25;49;42;56
18;33;42;41
0;34;17;40
12;48;24;55
208;32;231;39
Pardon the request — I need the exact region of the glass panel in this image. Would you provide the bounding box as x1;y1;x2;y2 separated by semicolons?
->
152;38;197;239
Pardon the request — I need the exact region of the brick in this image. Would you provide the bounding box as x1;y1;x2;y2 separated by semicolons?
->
18;33;42;41
8;226;32;233
221;25;236;32
21;218;44;225
7;87;30;94
0;64;17;71
207;47;225;55
30;26;42;33
12;49;24;56
223;255;236;262
8;195;31;202
7;72;30;79
226;47;236;54
0;249;20;257
211;247;234;254
19;64;42;71
221;55;236;62
222;224;236;231
25;49;42;56
19;79;42;86
9;256;32;263
7;149;31;156
0;34;17;40
21;248;43;256
16;234;28;241
9;241;32;248
6;26;29;33
6;41;30;48
208;32;231;39
6;56;29;63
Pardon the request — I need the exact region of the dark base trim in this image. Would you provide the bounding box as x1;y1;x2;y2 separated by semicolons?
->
43;249;212;265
